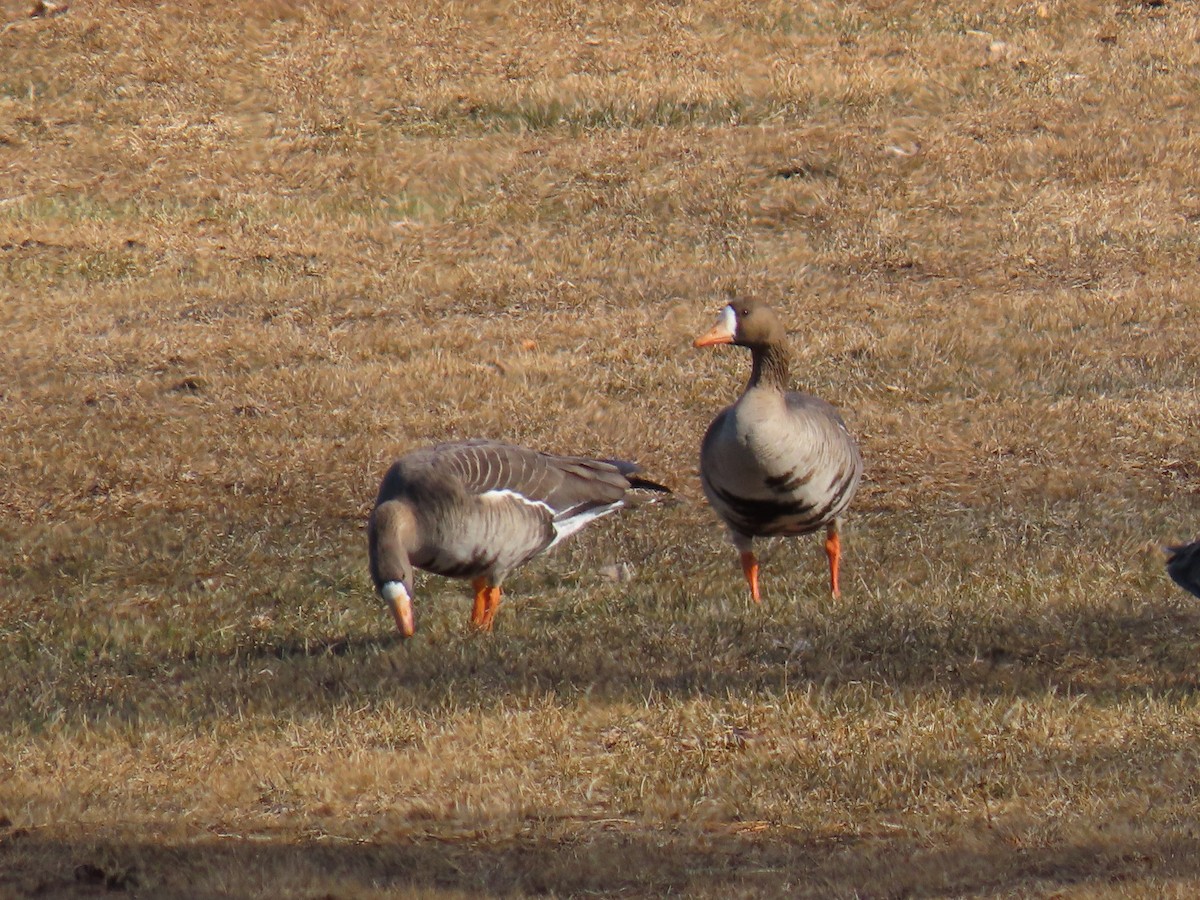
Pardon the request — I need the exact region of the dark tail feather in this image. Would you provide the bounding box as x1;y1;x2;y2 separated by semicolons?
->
598;457;672;497
600;458;671;492
627;475;671;495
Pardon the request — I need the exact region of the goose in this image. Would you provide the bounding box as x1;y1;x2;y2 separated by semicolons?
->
368;439;670;636
1165;541;1200;599
693;296;863;602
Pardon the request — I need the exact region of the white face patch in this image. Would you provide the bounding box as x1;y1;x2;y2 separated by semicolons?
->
382;580;415;636
721;304;738;338
381;581;410;604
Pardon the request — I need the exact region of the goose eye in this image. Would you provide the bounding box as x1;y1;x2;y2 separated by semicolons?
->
740;307;750;317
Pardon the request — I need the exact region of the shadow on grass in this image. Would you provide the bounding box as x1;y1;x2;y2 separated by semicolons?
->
292;589;1200;709
9;582;1200;729
189;631;407;661
1;821;1196;898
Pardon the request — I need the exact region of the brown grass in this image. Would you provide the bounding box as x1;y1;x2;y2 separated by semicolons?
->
5;0;1200;895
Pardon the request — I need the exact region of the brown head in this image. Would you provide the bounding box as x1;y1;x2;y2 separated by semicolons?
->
367;499;418;637
693;296;788;350
694;297;791;388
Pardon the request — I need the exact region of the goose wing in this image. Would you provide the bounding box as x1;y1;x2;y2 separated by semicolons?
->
425;440;668;551
428;439;636;512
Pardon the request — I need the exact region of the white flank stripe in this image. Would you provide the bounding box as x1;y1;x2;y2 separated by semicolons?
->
482;489;622;550
545;502;623;550
480;489;556;516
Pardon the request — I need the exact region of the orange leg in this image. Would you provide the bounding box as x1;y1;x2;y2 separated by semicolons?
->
740;550;761;604
470;577;490;628
824;524;842;599
479;586;503;631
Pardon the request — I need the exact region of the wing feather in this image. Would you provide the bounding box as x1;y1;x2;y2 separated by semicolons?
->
426;440;643;516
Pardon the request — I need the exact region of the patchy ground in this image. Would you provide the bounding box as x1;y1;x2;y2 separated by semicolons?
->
4;0;1200;896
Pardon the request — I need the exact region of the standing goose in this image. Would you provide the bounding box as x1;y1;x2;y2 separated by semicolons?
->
368;439;670;636
694;296;862;602
1165;541;1200;599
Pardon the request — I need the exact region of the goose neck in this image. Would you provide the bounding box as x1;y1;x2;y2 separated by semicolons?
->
748;342;790;391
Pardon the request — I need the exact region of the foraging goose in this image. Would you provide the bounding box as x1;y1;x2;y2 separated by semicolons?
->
368;439;670;636
1165;541;1200;599
694;297;862;602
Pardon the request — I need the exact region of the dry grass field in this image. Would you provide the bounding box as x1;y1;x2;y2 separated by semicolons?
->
5;0;1200;895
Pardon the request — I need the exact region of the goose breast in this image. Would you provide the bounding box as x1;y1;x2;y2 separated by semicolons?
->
701;389;861;538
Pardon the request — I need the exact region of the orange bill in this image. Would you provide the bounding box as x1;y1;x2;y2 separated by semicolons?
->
382;582;415;637
391;594;415;637
693;306;737;347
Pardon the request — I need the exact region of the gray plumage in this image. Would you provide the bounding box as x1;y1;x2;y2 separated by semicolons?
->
694;296;862;600
368;439;670;635
700;390;861;542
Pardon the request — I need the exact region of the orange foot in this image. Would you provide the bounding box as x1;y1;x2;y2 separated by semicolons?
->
480;586;502;631
470;578;502;632
740;550;761;604
824;527;842;599
470;577;490;629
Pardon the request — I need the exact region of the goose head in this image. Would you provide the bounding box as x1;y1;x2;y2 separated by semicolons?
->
368;500;418;636
693;296;786;350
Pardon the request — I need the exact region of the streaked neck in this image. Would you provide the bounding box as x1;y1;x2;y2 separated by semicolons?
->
748;342;790;391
